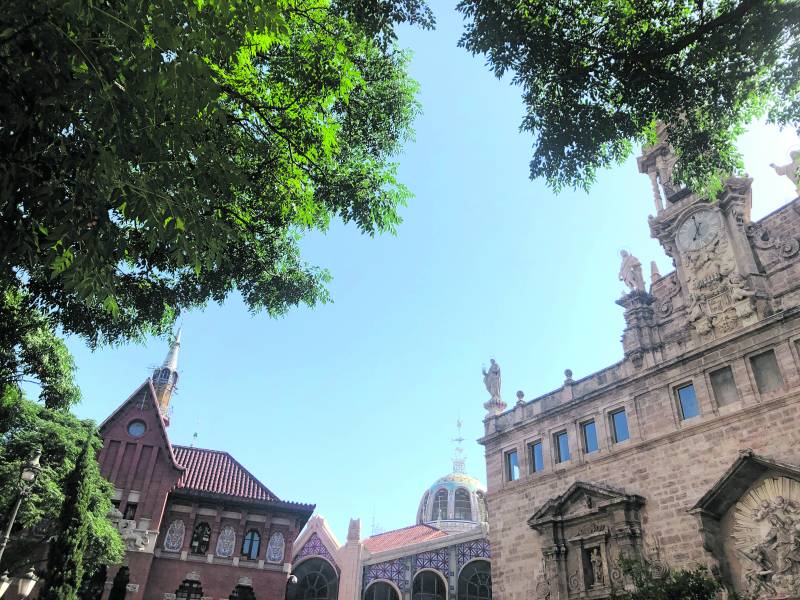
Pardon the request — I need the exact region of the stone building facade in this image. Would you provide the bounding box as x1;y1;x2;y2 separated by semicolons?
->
480;135;800;600
289;446;492;600
6;334;316;600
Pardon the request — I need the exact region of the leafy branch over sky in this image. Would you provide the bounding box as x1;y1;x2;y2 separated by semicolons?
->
458;0;800;196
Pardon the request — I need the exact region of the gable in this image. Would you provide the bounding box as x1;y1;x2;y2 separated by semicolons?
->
97;380;183;479
293;516;342;570
528;481;644;527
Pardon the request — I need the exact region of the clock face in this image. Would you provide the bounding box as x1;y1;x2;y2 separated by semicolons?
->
676;210;722;252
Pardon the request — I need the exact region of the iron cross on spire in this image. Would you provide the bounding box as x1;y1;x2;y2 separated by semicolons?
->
452;419;466;473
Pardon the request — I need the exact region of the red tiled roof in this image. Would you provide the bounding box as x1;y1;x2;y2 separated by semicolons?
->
363;524;447;553
173;446;278;502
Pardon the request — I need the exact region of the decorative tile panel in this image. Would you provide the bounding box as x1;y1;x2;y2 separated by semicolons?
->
456;539;491;569
415;548;450;577
294;533;339;571
364;558;410;591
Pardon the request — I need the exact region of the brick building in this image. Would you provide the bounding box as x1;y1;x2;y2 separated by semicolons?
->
60;333;313;600
479;133;800;600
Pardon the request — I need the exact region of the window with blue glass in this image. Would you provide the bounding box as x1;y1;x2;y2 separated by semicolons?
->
554;431;570;463
676;383;700;420
505;450;520;481
581;421;598;453
610;409;630;443
528;441;544;473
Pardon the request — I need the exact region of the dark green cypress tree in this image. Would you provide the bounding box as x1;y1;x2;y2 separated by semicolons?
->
39;436;96;600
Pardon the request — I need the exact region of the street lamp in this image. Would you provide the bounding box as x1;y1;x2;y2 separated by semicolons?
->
16;569;38;599
0;451;42;577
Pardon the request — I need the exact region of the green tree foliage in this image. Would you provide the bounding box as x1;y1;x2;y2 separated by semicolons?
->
609;558;720;600
0;387;123;578
457;0;800;195
39;437;96;600
0;0;431;348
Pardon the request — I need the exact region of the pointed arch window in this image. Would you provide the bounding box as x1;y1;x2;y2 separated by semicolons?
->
190;522;211;554
454;488;472;521
176;580;204;600
432;489;448;521
458;561;491;600
242;529;261;560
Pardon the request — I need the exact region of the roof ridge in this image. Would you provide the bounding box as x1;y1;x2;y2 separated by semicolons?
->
367;523;442;539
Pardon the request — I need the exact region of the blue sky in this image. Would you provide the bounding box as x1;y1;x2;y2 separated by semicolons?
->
62;5;799;542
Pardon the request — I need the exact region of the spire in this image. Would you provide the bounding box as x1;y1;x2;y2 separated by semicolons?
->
162;327;181;371
152;328;181;423
452;420;466;474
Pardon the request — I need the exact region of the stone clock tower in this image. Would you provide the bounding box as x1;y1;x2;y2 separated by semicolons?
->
638;126;773;340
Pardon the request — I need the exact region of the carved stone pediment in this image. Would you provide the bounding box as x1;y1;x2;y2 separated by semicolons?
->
691;450;800;599
529;482;645;600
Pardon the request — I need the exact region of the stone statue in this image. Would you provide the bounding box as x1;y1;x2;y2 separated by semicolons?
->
590;549;605;586
483;359;501;400
619;250;646;292
771;150;800;192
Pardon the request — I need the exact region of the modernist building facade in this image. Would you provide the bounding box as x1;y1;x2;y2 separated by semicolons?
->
288;449;492;600
480;133;800;600
11;334;316;600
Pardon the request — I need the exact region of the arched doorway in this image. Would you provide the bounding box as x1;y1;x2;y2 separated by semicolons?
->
457;561;491;600
364;581;399;600
412;570;447;600
289;558;339;600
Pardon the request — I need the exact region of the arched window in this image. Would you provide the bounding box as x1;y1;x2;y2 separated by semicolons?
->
454;489;472;521
457;561;491;600
432;489;448;521
176;580;204;600
417;491;430;523
190;522;211;554
290;558;339;600
230;585;256;600
412;571;447;600
242;529;261;560
364;582;399;600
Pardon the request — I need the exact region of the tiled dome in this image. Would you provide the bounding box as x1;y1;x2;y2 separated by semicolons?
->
416;471;487;532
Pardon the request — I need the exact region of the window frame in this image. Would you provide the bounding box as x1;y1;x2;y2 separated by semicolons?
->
527;439;544;474
674;382;700;421
190;522;212;555
553;430;570;464
747;348;786;396
432;488;449;520
241;528;261;561
580;420;599;454
706;364;740;409
608;408;630;443
504;449;520;482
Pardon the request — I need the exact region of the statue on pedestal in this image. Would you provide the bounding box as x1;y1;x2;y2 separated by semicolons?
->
619;250;646;293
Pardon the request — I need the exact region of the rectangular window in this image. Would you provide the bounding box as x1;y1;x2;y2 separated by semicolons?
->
581;421;599;453
123;503;137;521
751;350;784;394
505;449;520;481
610;409;630;443
528;441;544;473
709;366;738;406
676;383;700;420
554;431;570;463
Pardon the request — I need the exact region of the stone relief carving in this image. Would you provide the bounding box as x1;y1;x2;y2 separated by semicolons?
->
267;531;285;563
619;250;646;293
117;519;153;552
734;477;800;598
533;559;551;600
746;222;800;263
163;519;185;553
215;525;236;558
656;274;682;319
680;233;758;337
590;548;605;586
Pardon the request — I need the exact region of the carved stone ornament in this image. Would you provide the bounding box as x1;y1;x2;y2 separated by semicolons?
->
733;477;800;599
267;531;285;563
747;222;800;262
163;519;185;553
117;519;154;552
215;525;236;558
126;584;140;593
533;559;552;600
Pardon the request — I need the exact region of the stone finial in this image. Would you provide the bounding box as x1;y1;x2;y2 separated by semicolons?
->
619;250;645;293
650;261;661;284
516;390;525;406
564;369;573;383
